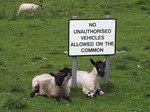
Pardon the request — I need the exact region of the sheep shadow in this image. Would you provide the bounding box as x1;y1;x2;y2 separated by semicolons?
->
101;82;119;94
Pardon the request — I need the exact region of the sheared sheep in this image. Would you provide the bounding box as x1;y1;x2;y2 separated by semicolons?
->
67;59;106;98
16;3;44;16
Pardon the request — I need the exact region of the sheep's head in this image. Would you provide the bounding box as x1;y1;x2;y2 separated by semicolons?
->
60;68;72;77
39;4;44;10
49;72;68;86
90;59;106;77
59;68;72;83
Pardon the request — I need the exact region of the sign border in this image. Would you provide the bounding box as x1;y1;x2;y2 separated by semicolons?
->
68;18;117;57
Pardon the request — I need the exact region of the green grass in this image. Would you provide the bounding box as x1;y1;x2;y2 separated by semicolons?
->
0;0;150;111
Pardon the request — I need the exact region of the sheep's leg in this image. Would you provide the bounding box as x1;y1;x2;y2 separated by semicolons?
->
95;84;104;95
82;87;89;94
61;87;71;101
85;92;96;98
83;88;96;98
38;94;47;97
16;10;20;16
30;84;40;97
96;89;104;95
63;96;72;102
35;93;47;97
31;9;33;14
51;96;60;102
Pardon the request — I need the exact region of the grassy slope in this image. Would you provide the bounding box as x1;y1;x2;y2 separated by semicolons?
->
0;0;150;111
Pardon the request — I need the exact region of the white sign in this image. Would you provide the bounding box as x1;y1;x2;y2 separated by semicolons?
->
68;19;116;56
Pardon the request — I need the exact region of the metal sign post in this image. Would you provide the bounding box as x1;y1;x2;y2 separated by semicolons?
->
71;16;78;87
104;15;111;84
104;56;110;84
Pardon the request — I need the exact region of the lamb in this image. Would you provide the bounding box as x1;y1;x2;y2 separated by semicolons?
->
30;68;71;96
31;74;53;90
30;68;72;101
16;3;44;16
30;73;53;97
67;59;106;98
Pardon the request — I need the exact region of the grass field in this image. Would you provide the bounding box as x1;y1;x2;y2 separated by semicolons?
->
0;0;150;112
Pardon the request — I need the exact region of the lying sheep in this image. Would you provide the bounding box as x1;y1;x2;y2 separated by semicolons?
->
16;3;44;16
30;73;53;97
31;74;52;90
30;68;72;101
67;59;106;98
30;68;72;96
38;72;71;101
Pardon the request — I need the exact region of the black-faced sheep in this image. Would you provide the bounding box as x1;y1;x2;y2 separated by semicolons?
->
30;68;72;102
30;68;72;97
67;59;106;98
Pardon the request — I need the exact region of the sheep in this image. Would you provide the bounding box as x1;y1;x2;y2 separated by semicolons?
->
67;59;106;98
16;3;44;16
30;68;72;101
36;72;71;101
30;68;72;97
31;74;53;90
30;73;53;97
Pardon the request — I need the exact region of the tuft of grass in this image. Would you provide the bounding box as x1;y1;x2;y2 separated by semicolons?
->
104;10;111;15
112;54;140;62
2;96;27;110
123;55;140;61
31;56;43;61
0;61;6;66
9;84;25;93
115;63;128;70
143;46;150;50
116;46;131;51
27;24;40;28
40;64;53;68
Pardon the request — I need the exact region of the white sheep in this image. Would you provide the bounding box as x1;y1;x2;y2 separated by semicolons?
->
16;3;44;16
30;69;72;101
67;59;106;98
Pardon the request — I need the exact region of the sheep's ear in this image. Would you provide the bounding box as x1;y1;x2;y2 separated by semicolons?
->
59;69;63;72
64;73;68;77
90;59;95;66
103;58;107;63
59;69;66;73
49;73;55;77
63;67;71;71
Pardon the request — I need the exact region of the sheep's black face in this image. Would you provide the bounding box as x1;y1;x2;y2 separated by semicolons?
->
54;75;65;86
90;59;106;77
95;61;106;77
50;72;67;86
39;4;44;10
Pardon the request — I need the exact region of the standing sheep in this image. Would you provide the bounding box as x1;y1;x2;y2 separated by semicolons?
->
67;59;106;98
16;3;44;16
